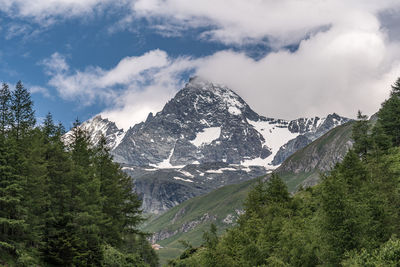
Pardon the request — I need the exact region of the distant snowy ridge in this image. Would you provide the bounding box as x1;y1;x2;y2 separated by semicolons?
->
64;115;125;150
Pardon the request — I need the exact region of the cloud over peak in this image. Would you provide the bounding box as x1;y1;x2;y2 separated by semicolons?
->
42;49;196;129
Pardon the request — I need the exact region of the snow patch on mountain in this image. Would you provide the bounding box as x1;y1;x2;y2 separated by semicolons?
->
241;157;270;168
248;119;299;156
228;106;241;115
190;127;221;147
150;147;185;169
173;177;194;183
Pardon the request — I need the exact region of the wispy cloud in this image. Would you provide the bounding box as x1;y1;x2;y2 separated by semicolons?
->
0;0;121;23
29;85;51;98
42;50;196;129
2;0;400;48
129;0;400;46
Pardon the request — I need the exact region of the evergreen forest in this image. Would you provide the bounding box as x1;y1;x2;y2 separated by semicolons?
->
168;78;400;266
0;81;158;266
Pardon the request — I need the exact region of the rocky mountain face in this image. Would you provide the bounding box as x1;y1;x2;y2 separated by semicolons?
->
122;162;266;214
71;77;350;214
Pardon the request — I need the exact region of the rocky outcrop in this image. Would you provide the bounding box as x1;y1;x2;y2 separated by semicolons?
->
124;162;266;214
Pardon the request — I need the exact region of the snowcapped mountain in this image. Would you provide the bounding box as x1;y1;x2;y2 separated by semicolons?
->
71;77;350;213
80;77;349;169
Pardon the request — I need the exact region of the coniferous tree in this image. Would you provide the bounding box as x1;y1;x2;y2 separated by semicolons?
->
41;117;75;265
0;83;12;136
0;135;27;255
68;120;103;265
352;111;371;159
94;136;143;247
378;78;400;146
11;81;35;142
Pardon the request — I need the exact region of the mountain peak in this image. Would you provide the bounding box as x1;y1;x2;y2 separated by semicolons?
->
186;76;214;89
184;76;232;95
73;77;349;169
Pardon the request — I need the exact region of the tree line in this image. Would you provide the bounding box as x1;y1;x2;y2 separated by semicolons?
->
169;78;400;266
0;81;158;266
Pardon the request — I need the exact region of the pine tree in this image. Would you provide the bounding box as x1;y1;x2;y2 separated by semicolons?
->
68;120;103;265
94;136;142;247
390;77;400;96
378;78;400;146
352;111;371;159
0;83;12;136
41;121;75;265
23;128;48;248
11;81;35;142
0;136;27;254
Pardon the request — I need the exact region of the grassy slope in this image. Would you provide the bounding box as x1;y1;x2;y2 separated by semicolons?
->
143;178;258;265
145;122;355;265
144;178;257;232
277;121;354;191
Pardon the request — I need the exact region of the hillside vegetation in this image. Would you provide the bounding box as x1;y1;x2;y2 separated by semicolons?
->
167;78;400;266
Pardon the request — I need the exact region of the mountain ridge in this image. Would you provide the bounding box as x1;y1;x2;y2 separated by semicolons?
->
76;77;349;169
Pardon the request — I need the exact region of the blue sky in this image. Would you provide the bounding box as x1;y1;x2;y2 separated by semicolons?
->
0;8;229;127
1;1;400;130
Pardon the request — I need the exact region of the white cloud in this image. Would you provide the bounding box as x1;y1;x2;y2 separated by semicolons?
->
2;0;400;49
196;25;400;119
29;85;52;98
130;0;400;46
4;23;31;40
42;49;196;129
0;0;124;24
101;56;196;129
42;52;69;74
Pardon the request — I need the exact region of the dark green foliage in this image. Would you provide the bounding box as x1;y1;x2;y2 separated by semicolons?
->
169;77;400;267
0;83;156;266
11;81;35;142
378;78;400;146
343;236;400;266
94;136;143;248
352;111;371;158
0;137;27;255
